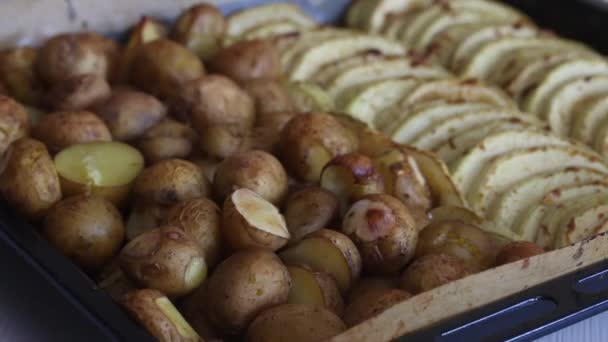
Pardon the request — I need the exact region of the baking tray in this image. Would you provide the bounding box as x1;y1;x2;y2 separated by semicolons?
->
1;1;608;341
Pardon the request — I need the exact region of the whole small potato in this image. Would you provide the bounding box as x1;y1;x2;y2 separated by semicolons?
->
249;110;298;153
0;47;42;105
133;159;210;207
130;39;205;101
205;249;291;335
284;187;339;242
0;138;61;219
343;288;412;327
198;123;251;160
0;95;30;155
246;304;346;342
36;33;119;85
347;276;399;304
121;289;201;342
94;88;166;141
46;73;111;111
243;79;293;114
400;253;473;294
173;4;227;60
43;195;124;271
34;110;111;153
166;198;222;267
287;265;344;316
213;150;288;204
280;112;357;182
222;188;289;251
208;39;281;83
416;221;495;271
179;75;255;130
495;241;545;266
343;194;418;274
138;119;196;163
120;225;207;297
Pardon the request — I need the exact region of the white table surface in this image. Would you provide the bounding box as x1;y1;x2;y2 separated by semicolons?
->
536;311;608;342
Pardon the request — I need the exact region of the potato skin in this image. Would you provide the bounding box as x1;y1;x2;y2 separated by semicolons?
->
416;221;495;271
213;150;288;204
96;258;136;301
347;276;399;304
34;110;112;153
0;47;42;105
173;3;227;60
280;112;357;182
198;123;251;160
46;74;111;111
249;110;298;153
205;249;291;335
138;119;196;163
133;159;210;207
166;198;222;268
311;229;362;286
129;39;205;101
284;187;339;242
495;241;545;266
179;284;223;341
36;33;118;85
343;194;418;274
246;304;346;342
243;79;293;114
0;95;30;155
343;288;412;327
120;225;207;297
43;195;124;270
121;289;201;342
94;88;166;141
287;265;344;316
208;39;281;83
400;253;473;294
0;138;61;219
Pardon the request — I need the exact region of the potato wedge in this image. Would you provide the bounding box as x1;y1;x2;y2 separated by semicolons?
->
287;265;344;316
222;188;289;252
54;142;144;208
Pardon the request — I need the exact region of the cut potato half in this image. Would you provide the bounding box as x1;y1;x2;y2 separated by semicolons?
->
227;3;316;37
518;183;608;242
545;76;608;136
522;59;608;115
54;142;144;207
287;265;344;316
288;35;406;81
468;146;608;216
326;57;450;99
222;188;289;252
452;130;579;196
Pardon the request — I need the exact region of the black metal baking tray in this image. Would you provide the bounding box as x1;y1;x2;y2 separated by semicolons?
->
2;1;608;341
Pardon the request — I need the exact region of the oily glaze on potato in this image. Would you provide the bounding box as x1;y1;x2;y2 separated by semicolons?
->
213;150;288;204
343;288;412;327
46;74;111;111
173;3;227;60
54;142;144;208
208;39;281;83
342;194;419;274
120;225;207;297
400;253;473;294
0;95;30;155
222;188;289;251
205;249;291;335
246;304;346;342
495;241;545;266
0;47;42;105
284;186;339;242
121;289;201;342
94;88;167;141
34;110;112;153
280;112;358;182
287;265;344;316
166;198;222;268
138;119;196;163
243;78;294;114
129;39;205;101
43;195;124;271
0;138;61;219
36;33;119;85
416;221;495;271
133;159;210;207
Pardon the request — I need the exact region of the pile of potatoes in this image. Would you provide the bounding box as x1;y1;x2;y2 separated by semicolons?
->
0;3;548;342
